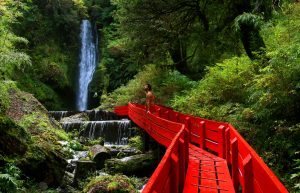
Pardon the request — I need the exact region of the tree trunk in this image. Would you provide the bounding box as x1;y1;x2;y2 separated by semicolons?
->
90;145;111;169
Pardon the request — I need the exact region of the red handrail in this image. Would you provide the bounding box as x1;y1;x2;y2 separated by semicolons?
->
114;103;289;193
127;103;189;193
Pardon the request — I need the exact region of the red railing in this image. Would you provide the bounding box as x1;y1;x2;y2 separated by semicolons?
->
127;103;189;193
115;103;289;193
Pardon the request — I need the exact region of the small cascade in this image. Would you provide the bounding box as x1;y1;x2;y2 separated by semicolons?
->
49;109;132;145
61;120;132;145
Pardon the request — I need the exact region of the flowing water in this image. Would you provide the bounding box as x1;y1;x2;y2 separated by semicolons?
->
76;20;97;111
50;110;132;145
61;120;132;145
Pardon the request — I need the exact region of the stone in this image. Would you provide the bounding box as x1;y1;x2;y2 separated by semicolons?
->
61;113;89;123
105;152;157;176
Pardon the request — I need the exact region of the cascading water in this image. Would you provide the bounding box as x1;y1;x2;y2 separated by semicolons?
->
61;120;132;145
76;20;97;111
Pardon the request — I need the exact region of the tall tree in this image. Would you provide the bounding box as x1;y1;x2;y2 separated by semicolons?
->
113;0;279;75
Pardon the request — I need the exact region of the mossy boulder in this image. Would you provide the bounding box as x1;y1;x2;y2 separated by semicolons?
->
0;116;29;157
105;152;157;176
83;174;138;193
0;81;69;186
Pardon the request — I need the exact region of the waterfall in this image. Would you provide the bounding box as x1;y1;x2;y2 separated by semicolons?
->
76;20;97;111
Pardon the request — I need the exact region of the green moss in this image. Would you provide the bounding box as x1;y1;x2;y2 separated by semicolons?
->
83;174;138;193
107;181;119;191
18;112;69;142
128;136;143;151
0;115;30;157
68;140;84;151
0;81;17;114
51;129;70;141
87;137;105;146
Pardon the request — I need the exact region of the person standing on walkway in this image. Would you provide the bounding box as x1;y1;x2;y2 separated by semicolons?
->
144;83;155;113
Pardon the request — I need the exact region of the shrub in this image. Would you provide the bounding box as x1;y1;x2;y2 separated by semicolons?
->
100;64;195;109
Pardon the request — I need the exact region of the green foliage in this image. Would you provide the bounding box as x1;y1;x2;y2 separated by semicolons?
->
171;56;253;118
100;64;195;109
0;80;16;113
68;140;84;151
128;136;143;151
88;137;105;146
0;164;23;193
291;155;300;191
0;0;32;80
16;77;64;110
234;13;263;33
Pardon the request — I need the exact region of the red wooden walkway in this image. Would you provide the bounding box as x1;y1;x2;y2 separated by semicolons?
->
115;103;289;193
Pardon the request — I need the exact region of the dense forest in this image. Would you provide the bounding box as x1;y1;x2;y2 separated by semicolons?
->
0;0;300;192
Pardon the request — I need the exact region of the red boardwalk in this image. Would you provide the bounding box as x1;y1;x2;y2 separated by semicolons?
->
115;103;289;193
184;145;235;193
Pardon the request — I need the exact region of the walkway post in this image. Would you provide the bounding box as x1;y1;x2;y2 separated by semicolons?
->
218;125;226;158
184;117;191;142
179;135;186;192
243;154;253;193
225;127;231;164
199;121;205;148
231;137;239;192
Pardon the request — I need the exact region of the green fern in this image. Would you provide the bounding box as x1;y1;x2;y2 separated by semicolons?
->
291;156;300;191
0;173;19;193
234;13;263;33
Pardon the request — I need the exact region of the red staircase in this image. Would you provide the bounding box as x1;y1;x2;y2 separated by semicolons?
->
115;103;289;193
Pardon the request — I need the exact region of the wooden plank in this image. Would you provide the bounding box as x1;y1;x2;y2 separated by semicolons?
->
205;139;219;153
205;128;219;142
183;159;199;193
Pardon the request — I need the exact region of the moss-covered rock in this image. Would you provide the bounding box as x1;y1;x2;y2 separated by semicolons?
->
0;116;29;160
0;81;69;186
105;152;157;177
83;174;138;193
